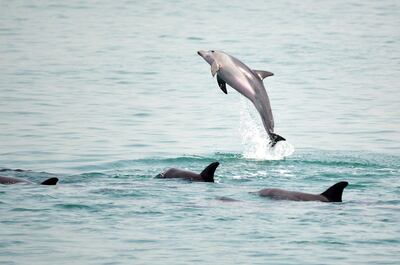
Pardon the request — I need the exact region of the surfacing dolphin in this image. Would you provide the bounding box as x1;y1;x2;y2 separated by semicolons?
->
156;162;219;182
198;50;285;147
0;175;59;185
258;181;349;202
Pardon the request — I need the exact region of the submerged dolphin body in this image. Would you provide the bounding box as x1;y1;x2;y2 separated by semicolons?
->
0;175;59;185
198;50;285;147
156;162;219;182
258;181;349;202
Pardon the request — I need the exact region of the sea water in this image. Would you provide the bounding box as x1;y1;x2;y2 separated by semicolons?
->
0;0;399;264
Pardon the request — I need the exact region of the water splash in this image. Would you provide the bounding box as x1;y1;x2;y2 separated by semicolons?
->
239;99;294;160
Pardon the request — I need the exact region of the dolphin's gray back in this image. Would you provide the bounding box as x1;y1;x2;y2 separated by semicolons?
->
0;176;32;185
159;168;202;181
258;188;328;202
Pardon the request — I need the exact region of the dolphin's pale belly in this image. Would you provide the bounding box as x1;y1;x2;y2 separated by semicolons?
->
220;71;255;99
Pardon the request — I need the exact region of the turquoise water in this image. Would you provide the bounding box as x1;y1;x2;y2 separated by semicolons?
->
1;0;399;264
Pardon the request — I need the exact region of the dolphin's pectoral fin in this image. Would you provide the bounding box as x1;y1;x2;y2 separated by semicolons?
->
253;70;274;80
200;162;219;182
270;133;285;147
320;181;348;202
211;61;220;77
216;74;227;94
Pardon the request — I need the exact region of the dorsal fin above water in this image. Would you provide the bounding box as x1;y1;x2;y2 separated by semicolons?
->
41;177;59;185
200;162;219;182
217;74;227;94
320;181;348;202
253;70;274;80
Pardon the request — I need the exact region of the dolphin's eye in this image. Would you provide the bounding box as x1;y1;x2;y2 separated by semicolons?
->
211;50;215;53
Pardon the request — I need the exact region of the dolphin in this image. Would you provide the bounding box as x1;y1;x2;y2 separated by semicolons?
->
156;162;219;182
198;50;285;147
0;175;59;185
257;181;349;202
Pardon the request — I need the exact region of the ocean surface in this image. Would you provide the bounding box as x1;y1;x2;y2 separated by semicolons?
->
0;0;399;264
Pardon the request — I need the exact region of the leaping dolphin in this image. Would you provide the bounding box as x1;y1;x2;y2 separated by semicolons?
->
258;181;349;202
198;50;285;147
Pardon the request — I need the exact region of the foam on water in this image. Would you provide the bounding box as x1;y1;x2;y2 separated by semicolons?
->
240;98;295;160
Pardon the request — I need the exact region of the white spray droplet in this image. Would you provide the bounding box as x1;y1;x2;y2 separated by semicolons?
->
239;98;294;160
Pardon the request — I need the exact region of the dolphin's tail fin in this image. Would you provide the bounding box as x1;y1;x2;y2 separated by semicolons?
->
41;177;59;185
270;133;286;147
200;162;219;182
320;181;348;202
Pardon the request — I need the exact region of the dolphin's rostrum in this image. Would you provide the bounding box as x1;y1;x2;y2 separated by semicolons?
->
198;50;285;147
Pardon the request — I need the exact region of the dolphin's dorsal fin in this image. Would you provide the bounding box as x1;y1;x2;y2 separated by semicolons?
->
217;74;227;94
41;177;59;185
200;162;219;182
211;61;220;77
253;70;274;80
320;181;348;202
